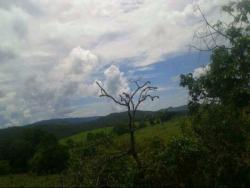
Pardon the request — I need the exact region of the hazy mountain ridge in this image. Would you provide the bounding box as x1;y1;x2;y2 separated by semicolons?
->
0;105;187;144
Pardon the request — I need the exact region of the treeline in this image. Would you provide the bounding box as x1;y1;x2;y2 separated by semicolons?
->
0;108;186;145
112;110;185;135
0;129;69;175
0;109;183;176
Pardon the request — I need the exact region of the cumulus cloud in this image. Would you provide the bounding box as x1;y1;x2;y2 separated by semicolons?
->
193;64;210;78
0;0;229;127
54;47;99;82
0;47;100;127
103;65;129;96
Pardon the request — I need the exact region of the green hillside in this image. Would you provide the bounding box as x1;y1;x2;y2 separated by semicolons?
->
0;106;187;145
60;127;113;144
60;117;183;146
0;117;184;187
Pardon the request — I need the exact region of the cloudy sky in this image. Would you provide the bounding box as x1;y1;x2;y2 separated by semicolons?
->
0;0;228;128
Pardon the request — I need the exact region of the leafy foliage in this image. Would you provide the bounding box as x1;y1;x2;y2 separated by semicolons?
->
0;128;69;175
0;161;10;175
30;134;69;174
179;1;250;186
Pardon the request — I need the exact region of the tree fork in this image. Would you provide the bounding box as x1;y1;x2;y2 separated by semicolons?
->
96;80;159;170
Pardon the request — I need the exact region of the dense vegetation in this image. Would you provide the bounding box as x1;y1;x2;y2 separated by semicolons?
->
0;128;69;175
0;0;249;187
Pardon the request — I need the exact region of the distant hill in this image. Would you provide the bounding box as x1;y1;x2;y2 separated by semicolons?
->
165;105;188;112
29;116;100;127
0;105;187;144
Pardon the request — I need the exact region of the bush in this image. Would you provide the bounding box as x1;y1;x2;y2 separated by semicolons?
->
143;136;203;187
30;135;69;174
138;120;147;129
0;160;10;175
112;125;129;135
8;139;33;173
192;105;249;187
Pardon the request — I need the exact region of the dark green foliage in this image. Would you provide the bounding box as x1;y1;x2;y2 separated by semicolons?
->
3;129;52;173
191;105;249;187
30;134;69;175
180;2;250;110
141;136;203;187
112;124;129;135
160;111;184;123
0;128;69;175
161;136;205;187
138;120;147;129
22;128;48;151
179;1;250;187
141;137;167;187
96;157;135;187
147;115;156;126
66;131;135;187
0;160;10;175
7;139;33;173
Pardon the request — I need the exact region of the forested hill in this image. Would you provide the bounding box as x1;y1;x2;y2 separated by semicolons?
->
0;105;187;143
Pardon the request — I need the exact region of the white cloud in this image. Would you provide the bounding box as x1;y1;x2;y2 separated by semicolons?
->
103;65;129;96
0;46;101;126
0;0;230;127
193;64;210;78
53;47;99;82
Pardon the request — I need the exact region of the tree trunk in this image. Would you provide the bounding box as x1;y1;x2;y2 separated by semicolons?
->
129;115;142;169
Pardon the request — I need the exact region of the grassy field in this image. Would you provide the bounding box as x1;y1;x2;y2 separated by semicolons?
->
60;126;113;144
59;117;184;147
0;117;184;187
115;118;183;150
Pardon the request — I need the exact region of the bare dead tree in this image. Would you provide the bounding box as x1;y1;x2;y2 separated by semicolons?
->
96;80;159;169
190;5;241;52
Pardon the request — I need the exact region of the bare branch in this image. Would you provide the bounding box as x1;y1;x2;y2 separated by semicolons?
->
96;81;127;106
190;6;235;52
131;81;150;100
134;85;159;112
96;79;159;171
197;6;230;40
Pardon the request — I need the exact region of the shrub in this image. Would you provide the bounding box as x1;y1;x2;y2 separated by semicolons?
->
30;135;69;174
112;125;129;135
0;160;10;175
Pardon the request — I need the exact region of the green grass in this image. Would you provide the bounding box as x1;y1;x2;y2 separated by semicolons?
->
115;117;183;149
60;127;113;144
0;174;62;188
136;118;182;143
60;117;184;147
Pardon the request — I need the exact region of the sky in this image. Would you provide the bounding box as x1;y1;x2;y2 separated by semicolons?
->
0;0;229;128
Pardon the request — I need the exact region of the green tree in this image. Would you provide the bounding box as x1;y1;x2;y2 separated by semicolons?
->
30;134;69;174
112;124;129;135
0;160;10;175
7;139;33;172
22;128;49;151
180;0;250;110
138;120;147;129
180;0;250;186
